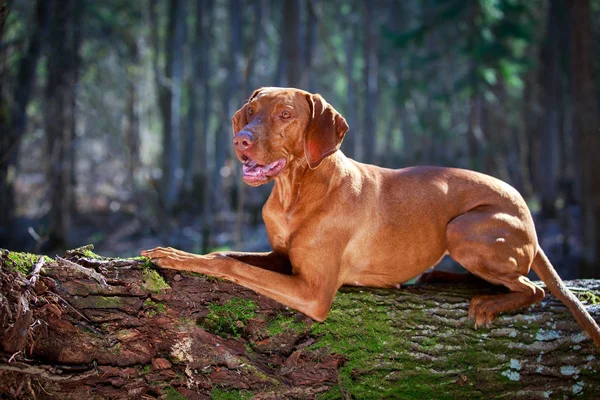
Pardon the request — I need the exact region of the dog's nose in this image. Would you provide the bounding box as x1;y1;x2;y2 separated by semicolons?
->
233;131;254;151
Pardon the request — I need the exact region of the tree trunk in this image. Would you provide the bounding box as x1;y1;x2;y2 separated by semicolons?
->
69;0;82;216
159;0;186;214
0;0;8;34
362;0;378;164
182;0;202;194
0;0;51;243
1;248;599;398
538;0;567;218
214;0;242;213
44;0;76;249
200;0;214;252
244;0;263;95
283;0;302;88
303;0;318;92
124;70;141;192
567;0;600;276
468;91;484;171
342;10;358;160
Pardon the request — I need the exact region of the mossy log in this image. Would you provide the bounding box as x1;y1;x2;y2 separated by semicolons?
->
0;247;599;399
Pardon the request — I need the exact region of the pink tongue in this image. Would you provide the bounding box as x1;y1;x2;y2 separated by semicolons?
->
243;160;277;177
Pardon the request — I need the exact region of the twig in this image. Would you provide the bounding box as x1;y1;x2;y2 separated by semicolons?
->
55;256;109;288
47;292;91;324
78;257;142;269
8;351;22;363
0;363;98;382
27;256;45;286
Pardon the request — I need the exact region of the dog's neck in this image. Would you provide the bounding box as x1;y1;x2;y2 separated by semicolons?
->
273;151;357;212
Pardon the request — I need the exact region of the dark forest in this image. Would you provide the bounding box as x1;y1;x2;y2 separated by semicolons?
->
1;0;600;279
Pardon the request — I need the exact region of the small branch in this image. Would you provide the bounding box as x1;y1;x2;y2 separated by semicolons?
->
77;257;142;269
55;256;109;288
0;363;98;382
48;292;91;323
8;351;22;363
27;256;45;286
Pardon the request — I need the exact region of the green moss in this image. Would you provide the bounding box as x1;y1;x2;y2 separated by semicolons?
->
204;274;228;283
143;298;167;316
176;317;200;333
311;289;489;399
138;256;156;269
265;314;307;336
70;244;105;259
111;343;121;355
210;389;252;400
202;298;257;338
129;255;151;263
141;365;151;374
164;387;188;400
98;296;125;308
141;268;171;293
318;385;343;400
6;252;53;275
576;290;600;305
421;336;438;349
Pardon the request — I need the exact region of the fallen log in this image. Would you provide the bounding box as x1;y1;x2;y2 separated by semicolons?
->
0;247;599;399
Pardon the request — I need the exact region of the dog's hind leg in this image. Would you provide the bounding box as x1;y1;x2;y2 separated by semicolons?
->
445;207;545;327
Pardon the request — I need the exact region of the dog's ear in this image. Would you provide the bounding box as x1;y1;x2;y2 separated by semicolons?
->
248;87;264;102
304;93;349;169
232;88;265;136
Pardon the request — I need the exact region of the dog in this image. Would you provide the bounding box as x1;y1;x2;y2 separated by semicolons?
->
142;87;600;346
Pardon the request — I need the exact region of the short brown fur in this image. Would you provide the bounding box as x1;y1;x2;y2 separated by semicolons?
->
142;87;600;346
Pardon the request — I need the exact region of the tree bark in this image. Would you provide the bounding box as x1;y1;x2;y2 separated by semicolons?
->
214;0;242;212
124;73;141;192
1;248;599;398
244;0;263;95
0;0;51;243
283;0;302;88
44;0;77;249
200;0;214;252
0;0;8;34
342;10;358;160
538;0;567;219
362;0;378;164
160;0;186;214
303;0;318;92
567;0;600;276
182;0;202;194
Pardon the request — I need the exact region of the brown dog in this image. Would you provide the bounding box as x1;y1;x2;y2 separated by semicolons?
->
142;87;600;346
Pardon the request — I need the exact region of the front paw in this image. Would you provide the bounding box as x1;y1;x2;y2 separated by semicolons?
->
141;247;197;271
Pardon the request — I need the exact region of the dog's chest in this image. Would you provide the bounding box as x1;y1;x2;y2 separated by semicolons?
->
262;200;291;254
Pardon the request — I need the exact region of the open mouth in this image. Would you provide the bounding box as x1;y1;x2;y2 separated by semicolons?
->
242;157;287;183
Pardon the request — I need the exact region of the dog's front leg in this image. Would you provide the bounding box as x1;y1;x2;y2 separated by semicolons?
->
141;247;337;321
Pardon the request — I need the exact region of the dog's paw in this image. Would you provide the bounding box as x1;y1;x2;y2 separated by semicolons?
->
141;247;195;270
468;295;498;328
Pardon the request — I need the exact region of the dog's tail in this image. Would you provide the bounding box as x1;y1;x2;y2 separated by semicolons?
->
531;248;600;347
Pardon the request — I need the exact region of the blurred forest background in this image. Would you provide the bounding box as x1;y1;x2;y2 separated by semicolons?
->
1;0;600;278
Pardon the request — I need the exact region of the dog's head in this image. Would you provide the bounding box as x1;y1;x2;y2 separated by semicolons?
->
232;87;349;186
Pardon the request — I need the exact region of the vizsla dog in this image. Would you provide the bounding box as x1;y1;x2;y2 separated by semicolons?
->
143;87;600;346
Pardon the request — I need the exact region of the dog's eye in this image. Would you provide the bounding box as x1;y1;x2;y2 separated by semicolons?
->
281;111;291;119
248;107;254;116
